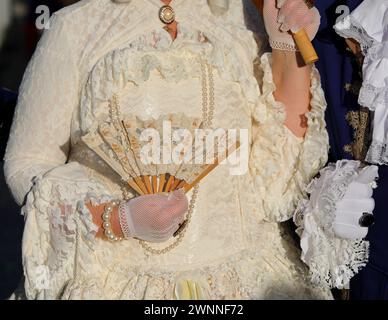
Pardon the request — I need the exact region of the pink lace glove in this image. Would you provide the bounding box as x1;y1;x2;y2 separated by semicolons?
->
118;189;188;243
263;0;320;51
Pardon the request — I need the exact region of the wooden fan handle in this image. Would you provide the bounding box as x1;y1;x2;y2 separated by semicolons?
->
251;0;319;65
158;174;166;193
183;141;241;193
127;178;145;196
176;180;187;190
170;178;182;192
164;176;175;192
183;164;216;193
143;175;153;194
134;176;149;195
152;175;158;194
293;29;318;64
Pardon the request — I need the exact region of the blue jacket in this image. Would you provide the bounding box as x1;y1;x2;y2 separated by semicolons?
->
314;0;388;299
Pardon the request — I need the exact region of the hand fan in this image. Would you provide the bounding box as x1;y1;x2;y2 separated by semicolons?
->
81;112;240;196
252;0;319;64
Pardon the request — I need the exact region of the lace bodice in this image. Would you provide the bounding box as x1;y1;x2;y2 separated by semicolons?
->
3;0;330;299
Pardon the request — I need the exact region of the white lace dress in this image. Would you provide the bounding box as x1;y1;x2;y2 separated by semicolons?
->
3;0;332;299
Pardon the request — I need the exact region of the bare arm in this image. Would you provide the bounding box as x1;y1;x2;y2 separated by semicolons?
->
258;0;320;137
85;202;123;239
272;49;312;137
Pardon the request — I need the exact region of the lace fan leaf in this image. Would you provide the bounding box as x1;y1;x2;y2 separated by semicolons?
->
81;113;240;195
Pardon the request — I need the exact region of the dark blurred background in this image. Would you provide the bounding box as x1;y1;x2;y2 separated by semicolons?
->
0;0;78;300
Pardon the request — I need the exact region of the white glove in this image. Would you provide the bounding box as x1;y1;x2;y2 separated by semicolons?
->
263;0;320;50
333;166;378;240
118;189;188;243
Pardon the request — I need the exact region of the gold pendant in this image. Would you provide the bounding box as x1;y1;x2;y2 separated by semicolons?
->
159;5;175;24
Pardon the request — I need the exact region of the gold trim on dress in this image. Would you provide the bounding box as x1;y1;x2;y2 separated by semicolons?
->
343;107;370;161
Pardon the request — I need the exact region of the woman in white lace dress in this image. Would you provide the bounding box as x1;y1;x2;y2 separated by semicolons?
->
3;0;333;299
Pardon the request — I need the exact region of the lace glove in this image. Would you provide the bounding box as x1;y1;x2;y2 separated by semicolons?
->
333;166;378;240
263;0;320;51
118;189;188;243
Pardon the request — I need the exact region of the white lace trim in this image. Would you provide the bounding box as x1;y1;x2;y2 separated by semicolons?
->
58;244;331;300
334;15;376;55
307;160;360;235
269;39;298;52
20;162;114;299
251;53;329;222
357;40;388;111
365;140;388;165
359;83;388;111
80;23;261;132
20;179;333;300
294;160;369;289
335;20;388;166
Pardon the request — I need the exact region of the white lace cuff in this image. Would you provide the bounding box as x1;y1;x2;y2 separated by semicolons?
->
293;160;370;289
334;15;376;54
333;0;387;53
357;43;388;165
20;161;115;299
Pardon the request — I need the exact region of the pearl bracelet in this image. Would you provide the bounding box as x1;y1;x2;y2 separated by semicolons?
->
102;200;123;242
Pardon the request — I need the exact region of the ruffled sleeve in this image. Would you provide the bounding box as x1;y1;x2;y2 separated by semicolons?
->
333;0;387;52
250;53;329;222
333;0;388;111
293;160;377;289
3;12;81;205
19;162;114;299
334;1;388;164
3;13;113;299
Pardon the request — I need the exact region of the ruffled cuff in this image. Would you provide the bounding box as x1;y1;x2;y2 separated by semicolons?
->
250;53;329;222
356;39;388;112
293;160;371;289
365;140;388;166
20;161;114;299
333;0;386;53
334;16;376;54
357;41;388;165
333;1;388;166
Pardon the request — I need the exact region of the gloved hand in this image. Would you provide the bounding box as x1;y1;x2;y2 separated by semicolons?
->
333;166;378;240
118;189;188;243
263;0;320;50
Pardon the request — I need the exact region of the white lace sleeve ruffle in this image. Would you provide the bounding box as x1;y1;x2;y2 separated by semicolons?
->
333;0;387;53
293;160;371;289
250;53;329;222
21;161;114;299
360;38;388;165
334;0;388;108
334;0;388;165
1;13;115;299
